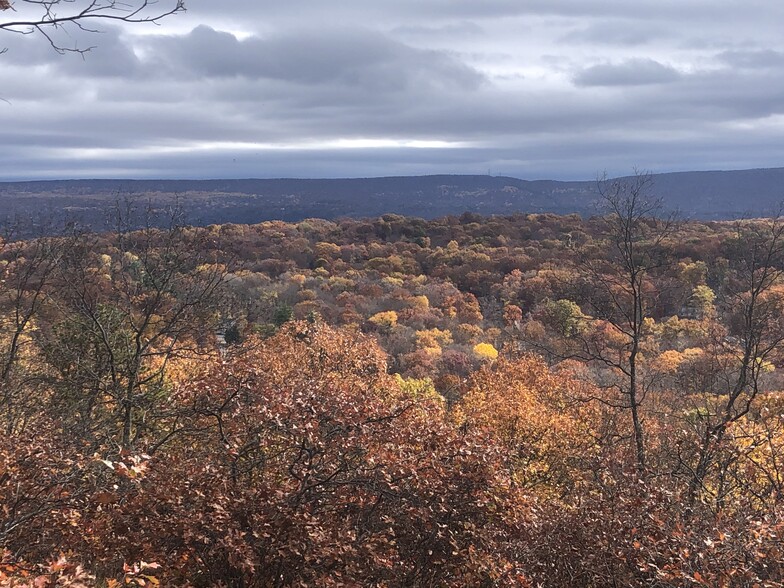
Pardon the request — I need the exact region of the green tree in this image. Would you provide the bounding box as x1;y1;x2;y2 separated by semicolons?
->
273;303;294;327
540;298;585;337
690;284;716;318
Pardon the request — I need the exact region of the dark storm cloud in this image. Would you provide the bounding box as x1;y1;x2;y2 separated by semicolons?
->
573;59;681;87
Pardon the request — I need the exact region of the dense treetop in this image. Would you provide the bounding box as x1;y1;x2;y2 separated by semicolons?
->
2;209;784;586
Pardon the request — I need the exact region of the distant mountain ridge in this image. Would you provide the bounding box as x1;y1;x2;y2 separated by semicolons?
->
1;167;783;231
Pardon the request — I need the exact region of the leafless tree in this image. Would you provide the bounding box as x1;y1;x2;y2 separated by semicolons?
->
0;225;66;434
586;172;677;473
45;201;229;450
680;214;784;508
529;171;677;474
0;0;185;54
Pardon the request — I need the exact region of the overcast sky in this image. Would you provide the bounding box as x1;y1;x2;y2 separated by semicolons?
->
2;1;784;180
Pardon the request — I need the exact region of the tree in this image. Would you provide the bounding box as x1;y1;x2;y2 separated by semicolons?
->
0;232;65;434
681;215;784;507
57;323;520;586
44;205;228;450
0;0;185;54
591;173;676;473
457;356;598;496
537;298;585;338
550;172;676;474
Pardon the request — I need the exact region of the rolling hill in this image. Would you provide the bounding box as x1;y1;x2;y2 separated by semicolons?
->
1;167;783;233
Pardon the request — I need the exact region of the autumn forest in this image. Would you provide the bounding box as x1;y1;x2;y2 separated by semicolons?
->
2;176;784;587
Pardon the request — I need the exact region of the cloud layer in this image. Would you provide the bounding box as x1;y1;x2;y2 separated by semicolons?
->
2;1;784;180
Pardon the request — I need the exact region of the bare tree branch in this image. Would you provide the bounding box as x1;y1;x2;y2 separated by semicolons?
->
0;0;185;54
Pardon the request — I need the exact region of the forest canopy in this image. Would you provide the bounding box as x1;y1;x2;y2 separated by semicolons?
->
2;208;784;586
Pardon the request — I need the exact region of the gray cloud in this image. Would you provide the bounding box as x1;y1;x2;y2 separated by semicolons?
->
573;58;681;86
1;25;139;78
392;21;485;38
181;1;784;31
2;1;784;182
143;26;485;92
560;21;672;46
716;49;784;69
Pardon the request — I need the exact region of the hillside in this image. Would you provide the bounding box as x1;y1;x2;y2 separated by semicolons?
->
1;167;783;232
2;211;784;586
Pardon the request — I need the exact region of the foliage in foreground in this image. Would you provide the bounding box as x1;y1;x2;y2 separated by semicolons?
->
3;205;784;585
0;322;782;586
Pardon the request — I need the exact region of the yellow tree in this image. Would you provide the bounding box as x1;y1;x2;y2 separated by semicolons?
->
457;355;599;496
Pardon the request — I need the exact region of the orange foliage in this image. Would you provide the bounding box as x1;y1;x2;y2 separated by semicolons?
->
457;356;598;495
28;324;525;586
4;213;784;587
